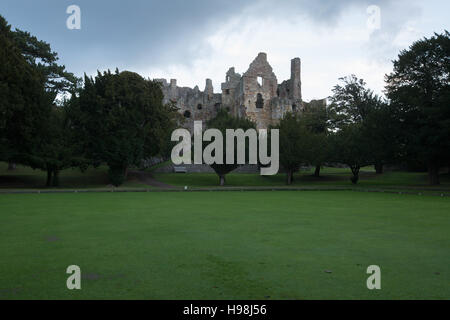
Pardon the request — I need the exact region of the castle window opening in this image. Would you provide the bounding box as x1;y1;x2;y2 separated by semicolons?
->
225;89;230;95
292;104;297;111
256;93;264;109
197;104;203;110
257;76;263;87
183;110;191;118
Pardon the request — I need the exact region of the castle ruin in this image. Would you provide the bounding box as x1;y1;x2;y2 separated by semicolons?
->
155;52;304;130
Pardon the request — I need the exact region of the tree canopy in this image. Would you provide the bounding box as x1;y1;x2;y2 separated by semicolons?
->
206;109;256;186
276;112;323;184
0;15;48;167
386;31;450;185
72;69;178;186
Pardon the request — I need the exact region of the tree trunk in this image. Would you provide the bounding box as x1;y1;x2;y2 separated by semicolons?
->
350;165;360;184
8;162;16;170
286;170;293;185
314;165;321;177
375;162;383;174
52;169;60;187
428;164;440;185
219;174;226;186
45;169;53;187
46;169;53;187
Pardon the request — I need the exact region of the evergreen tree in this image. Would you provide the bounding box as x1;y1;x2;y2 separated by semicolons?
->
74;70;178;186
0;15;48;169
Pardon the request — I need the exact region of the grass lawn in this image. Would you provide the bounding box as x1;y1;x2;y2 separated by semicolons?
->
154;168;450;192
0;191;448;299
2;162;449;195
0;162;149;190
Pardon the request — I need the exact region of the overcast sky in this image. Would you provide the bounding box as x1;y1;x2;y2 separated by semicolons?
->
1;0;449;101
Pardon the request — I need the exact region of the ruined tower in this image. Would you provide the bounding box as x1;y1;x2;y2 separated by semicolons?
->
169;79;177;100
204;79;214;101
156;53;306;131
289;58;301;101
238;52;278;129
221;67;241;117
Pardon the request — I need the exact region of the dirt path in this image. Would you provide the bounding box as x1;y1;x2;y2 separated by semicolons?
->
128;171;177;189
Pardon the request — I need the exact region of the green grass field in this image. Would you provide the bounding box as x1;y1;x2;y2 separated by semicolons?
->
153;169;450;193
0;191;448;299
0;162;149;190
3;162;449;195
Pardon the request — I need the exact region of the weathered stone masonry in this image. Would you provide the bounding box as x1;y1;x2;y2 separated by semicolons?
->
155;52;305;130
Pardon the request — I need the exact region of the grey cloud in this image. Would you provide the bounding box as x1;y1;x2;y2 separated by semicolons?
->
0;0;424;77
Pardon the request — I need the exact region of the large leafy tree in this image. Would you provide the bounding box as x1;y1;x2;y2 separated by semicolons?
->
0;15;80;185
302;100;330;177
328;75;397;178
73;70;178;186
0;15;48;169
33;101;87;187
361;101;400;174
386;31;450;185
277;113;308;184
275;112;327;185
12;27;80;185
206;109;256;186
328;75;375;129
12;28;78;100
329;124;372;184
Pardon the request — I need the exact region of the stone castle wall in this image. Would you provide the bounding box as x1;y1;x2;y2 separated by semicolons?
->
155;53;306;131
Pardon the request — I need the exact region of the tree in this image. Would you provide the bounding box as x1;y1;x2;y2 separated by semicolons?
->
0;16;80;185
74;70;178;186
302;99;329;177
12;28;78;100
276;112;323;184
277;113;304;184
32;101;87;187
361;101;400;174
206;109;256;186
328;75;375;129
386;31;450;185
330;124;371;184
328;75;398;177
0;15;48;170
16;28;80;186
